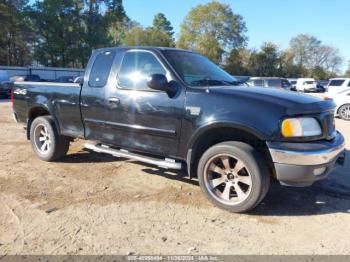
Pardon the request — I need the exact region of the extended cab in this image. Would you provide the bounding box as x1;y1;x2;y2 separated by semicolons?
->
12;47;346;212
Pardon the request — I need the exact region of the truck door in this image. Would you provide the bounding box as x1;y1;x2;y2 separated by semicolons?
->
84;49;185;158
80;49;117;142
105;49;185;158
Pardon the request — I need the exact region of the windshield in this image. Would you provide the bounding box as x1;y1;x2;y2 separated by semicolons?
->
163;50;238;87
305;81;316;85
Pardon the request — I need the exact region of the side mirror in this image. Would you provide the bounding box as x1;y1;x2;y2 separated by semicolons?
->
147;74;172;93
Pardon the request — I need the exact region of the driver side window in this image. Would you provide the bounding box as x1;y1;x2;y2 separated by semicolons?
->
118;51;166;90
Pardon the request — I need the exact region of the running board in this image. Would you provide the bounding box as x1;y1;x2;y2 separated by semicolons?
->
84;143;182;170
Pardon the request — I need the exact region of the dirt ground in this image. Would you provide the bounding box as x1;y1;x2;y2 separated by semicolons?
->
0;99;349;255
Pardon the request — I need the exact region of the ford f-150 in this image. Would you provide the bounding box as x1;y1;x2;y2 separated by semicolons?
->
12;47;346;212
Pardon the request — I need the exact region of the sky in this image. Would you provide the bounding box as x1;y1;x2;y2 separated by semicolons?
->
123;0;350;71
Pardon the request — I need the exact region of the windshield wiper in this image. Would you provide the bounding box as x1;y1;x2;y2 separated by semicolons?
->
215;80;240;86
190;79;239;87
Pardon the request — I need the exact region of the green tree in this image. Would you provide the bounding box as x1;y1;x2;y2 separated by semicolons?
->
224;48;251;75
177;1;247;63
152;13;174;38
82;0;110;64
248;42;282;77
106;0;126;21
311;66;329;80
105;0;131;45
123;26;174;47
28;0;116;67
29;0;85;67
0;0;33;66
279;50;305;78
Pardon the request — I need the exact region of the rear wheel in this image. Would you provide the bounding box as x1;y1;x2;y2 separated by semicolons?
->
197;141;270;213
30;116;70;161
339;104;350;121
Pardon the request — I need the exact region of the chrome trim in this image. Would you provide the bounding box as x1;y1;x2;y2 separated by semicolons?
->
84;118;176;136
85;143;182;170
14;81;80;87
268;135;346;166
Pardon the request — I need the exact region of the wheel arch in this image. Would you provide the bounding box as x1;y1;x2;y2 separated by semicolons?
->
337;103;350;113
27;105;59;140
186;123;273;178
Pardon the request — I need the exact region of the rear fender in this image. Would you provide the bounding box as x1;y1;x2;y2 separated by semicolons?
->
27;98;61;139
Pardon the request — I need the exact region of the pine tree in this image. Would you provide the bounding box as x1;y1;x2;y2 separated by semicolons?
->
152;13;174;38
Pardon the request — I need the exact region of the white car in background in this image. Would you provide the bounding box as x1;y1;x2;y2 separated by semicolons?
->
287;78;298;90
327;78;350;94
325;89;350;120
296;78;318;92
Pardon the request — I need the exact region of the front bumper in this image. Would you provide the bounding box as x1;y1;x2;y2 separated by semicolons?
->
267;132;346;186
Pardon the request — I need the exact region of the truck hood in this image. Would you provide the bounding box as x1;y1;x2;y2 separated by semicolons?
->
208;86;335;115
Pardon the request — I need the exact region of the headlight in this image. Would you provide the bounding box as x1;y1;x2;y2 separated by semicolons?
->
281;117;322;137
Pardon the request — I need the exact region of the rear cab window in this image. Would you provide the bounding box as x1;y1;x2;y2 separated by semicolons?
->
89;50;116;87
267;79;281;87
253;80;264;86
329;80;345;86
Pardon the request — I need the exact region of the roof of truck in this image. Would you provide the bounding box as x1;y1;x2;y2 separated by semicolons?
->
94;46;196;53
249;77;287;80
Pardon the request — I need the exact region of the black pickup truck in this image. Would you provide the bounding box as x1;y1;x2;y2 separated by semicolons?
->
12;47;346;212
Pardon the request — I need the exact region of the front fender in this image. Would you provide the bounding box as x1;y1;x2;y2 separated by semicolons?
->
187;121;267;151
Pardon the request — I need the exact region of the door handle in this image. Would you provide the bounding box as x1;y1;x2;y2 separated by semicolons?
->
108;97;120;105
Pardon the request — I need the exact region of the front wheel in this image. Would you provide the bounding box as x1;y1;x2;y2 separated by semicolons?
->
339;104;350;121
30;116;70;161
197;141;270;213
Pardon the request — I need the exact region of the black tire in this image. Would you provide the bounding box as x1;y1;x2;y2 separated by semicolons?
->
197;141;270;213
338;104;350;121
30;116;70;161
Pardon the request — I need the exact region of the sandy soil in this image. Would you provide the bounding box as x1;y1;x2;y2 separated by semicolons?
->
0;100;349;255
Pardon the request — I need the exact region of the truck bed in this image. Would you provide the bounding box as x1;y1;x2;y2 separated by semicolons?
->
13;81;84;138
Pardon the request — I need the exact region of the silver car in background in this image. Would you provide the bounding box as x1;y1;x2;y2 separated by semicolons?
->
247;77;292;90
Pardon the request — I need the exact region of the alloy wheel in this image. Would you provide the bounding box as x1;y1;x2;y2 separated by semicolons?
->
340;105;350;120
203;154;252;205
34;124;51;154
